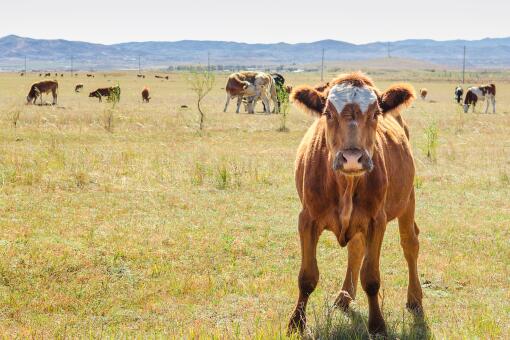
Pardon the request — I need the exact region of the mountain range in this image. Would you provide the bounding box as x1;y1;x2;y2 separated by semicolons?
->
1;35;509;71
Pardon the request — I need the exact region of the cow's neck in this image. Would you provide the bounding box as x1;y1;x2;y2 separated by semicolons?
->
337;174;361;246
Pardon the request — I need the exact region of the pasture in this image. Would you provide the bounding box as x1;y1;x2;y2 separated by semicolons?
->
0;70;509;338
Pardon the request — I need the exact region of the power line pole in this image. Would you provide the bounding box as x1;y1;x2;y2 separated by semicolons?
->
207;51;211;72
24;56;27;74
138;55;141;74
321;48;325;82
462;46;466;84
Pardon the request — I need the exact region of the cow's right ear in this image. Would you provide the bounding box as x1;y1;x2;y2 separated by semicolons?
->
291;85;327;116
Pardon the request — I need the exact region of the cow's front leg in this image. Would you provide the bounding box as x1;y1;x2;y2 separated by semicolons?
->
288;210;320;334
492;97;496;113
360;212;387;335
235;96;242;113
335;232;364;310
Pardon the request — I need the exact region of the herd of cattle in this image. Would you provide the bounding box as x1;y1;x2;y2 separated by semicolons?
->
419;83;496;113
23;72;496;114
24;71;292;111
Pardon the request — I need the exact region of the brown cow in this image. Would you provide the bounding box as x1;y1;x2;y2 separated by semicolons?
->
142;87;151;103
75;84;84;93
287;72;422;336
89;86;121;102
87;74;95;78
464;84;496;113
420;88;428;100
26;80;58;105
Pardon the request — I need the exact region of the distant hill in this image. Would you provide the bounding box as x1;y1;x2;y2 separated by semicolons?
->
1;35;510;71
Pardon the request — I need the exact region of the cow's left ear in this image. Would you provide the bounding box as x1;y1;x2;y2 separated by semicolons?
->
379;83;415;114
291;85;327;116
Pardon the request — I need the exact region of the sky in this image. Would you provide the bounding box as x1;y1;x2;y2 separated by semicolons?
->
1;0;509;44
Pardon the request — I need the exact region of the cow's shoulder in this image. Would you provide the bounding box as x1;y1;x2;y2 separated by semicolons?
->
296;119;338;218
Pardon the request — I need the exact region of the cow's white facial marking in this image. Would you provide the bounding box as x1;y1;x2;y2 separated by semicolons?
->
327;83;377;114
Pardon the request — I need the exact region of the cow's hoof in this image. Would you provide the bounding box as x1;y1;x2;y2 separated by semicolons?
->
406;301;424;317
287;311;306;335
368;319;387;337
334;290;353;312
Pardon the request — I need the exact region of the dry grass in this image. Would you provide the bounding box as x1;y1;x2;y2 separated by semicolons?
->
0;70;509;338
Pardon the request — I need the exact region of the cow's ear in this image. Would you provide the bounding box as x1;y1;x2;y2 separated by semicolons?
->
291;85;327;116
379;83;415;114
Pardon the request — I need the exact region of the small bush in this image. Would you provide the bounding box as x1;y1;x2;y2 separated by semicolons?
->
424;122;439;162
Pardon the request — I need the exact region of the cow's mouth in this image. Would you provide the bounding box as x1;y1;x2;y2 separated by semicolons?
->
333;149;373;176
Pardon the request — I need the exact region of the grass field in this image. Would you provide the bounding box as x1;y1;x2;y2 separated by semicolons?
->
0;70;509;338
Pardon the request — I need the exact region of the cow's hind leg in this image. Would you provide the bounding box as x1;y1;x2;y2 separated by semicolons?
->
288;210;320;334
52;89;57;105
492;97;496;113
335;232;364;310
223;94;231;112
485;98;489;114
398;189;423;314
235;97;242;114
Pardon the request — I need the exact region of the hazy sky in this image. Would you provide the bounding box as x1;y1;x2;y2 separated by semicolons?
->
1;0;509;44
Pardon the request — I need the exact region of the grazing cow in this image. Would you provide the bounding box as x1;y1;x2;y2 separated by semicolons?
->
39;74;42;77
142;87;151;103
75;84;84;93
223;72;261;114
419;88;428;100
61;74;64;77
137;74;145;78
26;80;58;105
454;86;463;104
89;86;121;102
464;84;496;113
287;72;422;336
240;72;279;114
44;73;51;77
87;74;95;78
20;72;25;76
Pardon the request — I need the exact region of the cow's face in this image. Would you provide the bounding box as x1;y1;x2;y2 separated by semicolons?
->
292;74;415;177
325;84;379;175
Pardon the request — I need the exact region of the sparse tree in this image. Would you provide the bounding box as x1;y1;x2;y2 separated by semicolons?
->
276;85;290;132
187;69;215;130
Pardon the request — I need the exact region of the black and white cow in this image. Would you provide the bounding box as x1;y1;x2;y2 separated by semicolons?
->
464;84;496;113
454;86;463;104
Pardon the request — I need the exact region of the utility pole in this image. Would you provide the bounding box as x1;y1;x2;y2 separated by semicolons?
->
138;55;141;74
462;46;466;84
24;56;27;74
321;48;325;82
207;51;211;72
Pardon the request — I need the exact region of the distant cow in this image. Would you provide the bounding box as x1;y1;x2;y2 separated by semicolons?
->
44;73;51;77
20;72;25;76
26;80;58;105
454;86;463;104
89;86;121;102
75;84;84;93
87;74;95;78
288;72;422;336
419;88;428;100
238;72;279;114
464;84;496;113
285;85;293;94
61;74;64;77
142;87;151;103
137;74;145;78
223;72;261;114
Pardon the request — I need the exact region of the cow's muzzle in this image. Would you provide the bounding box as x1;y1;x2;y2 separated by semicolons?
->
333;149;373;175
